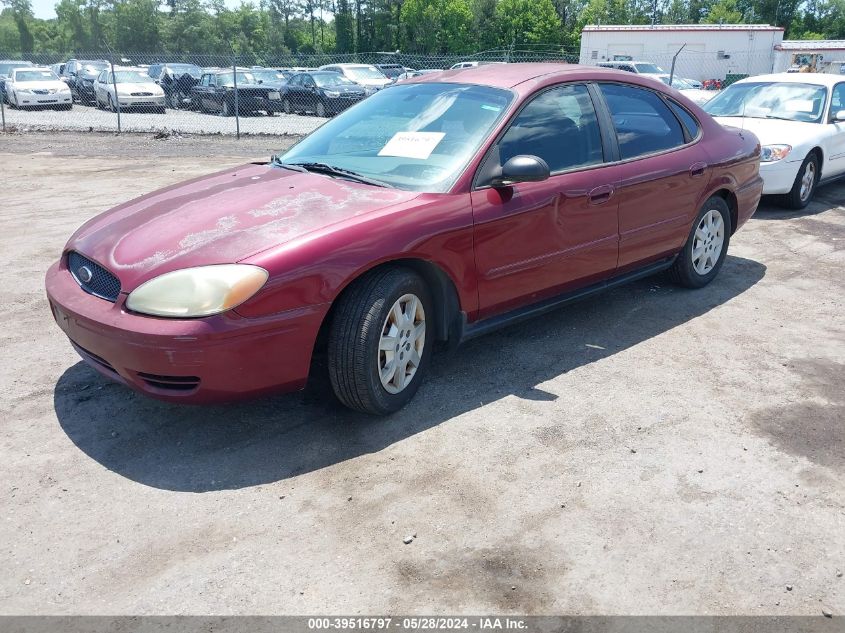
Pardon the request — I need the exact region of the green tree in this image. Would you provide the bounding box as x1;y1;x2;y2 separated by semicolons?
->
495;0;562;45
1;0;35;52
400;0;474;53
703;0;742;22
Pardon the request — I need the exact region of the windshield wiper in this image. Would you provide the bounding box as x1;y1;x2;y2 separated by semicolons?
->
288;162;390;188
765;114;801;121
270;155;307;172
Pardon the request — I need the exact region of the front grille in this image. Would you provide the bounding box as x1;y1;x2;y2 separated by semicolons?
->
137;372;200;392
67;252;121;302
33;89;56;95
130;92;153;96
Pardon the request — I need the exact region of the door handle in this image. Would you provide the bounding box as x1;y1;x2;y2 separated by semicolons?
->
690;162;707;178
588;185;614;205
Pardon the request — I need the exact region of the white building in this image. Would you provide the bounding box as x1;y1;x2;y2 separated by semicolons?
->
579;24;785;81
773;40;845;73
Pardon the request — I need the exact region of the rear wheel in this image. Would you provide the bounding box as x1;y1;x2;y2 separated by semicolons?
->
328;267;433;415
107;94;116;112
784;153;818;210
668;196;731;289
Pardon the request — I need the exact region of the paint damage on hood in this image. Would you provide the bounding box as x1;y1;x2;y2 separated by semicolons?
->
67;163;418;289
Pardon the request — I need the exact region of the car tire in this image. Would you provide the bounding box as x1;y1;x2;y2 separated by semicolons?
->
282;98;291;114
784;152;819;210
668;196;732;289
222;100;231;117
316;100;326;118
328;267;433;415
108;94;116;112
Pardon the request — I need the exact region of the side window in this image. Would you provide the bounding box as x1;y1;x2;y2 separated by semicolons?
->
599;83;687;159
304;76;315;87
619;65;636;73
832;83;845;114
498;84;604;173
667;99;701;139
200;74;210;87
289;74;301;86
97;70;105;83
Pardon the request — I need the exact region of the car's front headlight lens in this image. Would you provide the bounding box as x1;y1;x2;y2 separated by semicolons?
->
324;90;340;98
125;264;268;318
17;88;32;94
58;85;70;93
761;144;792;162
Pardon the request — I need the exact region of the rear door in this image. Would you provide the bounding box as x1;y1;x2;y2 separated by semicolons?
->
597;82;711;272
471;83;620;318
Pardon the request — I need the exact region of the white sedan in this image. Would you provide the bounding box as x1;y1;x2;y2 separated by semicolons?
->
704;73;845;208
94;68;166;113
6;67;72;110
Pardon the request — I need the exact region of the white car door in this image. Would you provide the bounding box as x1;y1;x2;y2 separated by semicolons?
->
826;81;845;177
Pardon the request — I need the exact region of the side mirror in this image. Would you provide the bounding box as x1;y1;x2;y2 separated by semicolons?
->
491;155;550;187
833;110;845;122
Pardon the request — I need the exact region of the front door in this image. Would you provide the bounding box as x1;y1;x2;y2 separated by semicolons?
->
826;82;845;177
471;83;620;319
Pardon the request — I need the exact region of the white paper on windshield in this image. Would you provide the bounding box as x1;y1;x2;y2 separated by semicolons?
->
378;131;445;160
784;99;814;112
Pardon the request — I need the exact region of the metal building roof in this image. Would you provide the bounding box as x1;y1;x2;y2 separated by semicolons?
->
776;40;845;50
582;23;784;32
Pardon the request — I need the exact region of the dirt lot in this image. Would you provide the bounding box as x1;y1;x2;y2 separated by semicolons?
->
1;132;843;615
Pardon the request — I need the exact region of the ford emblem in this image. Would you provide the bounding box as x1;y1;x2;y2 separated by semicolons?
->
77;266;93;283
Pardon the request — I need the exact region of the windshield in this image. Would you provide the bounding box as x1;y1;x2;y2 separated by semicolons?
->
252;70;287;83
634;63;664;74
345;66;388;82
378;66;404;78
167;64;201;78
111;70;151;83
313;72;356;87
661;76;694;89
15;69;59;82
219;72;256;87
1;62;33;75
278;82;513;192
703;81;828;123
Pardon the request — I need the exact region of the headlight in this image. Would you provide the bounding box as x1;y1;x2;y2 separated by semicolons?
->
17;88;32;94
125;264;268;318
760;145;792;162
324;90;340;98
58;85;70;93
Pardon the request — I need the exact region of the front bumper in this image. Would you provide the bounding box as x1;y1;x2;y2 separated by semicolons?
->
116;95;166;108
759;159;802;195
15;92;72;106
45;259;327;404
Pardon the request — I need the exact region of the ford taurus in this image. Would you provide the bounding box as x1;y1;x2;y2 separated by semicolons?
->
46;64;763;414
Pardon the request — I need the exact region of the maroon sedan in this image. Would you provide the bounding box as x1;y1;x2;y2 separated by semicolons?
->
46;64;763;414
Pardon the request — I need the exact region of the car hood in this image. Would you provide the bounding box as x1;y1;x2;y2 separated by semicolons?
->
67;163;419;289
712;116;821;147
324;84;366;94
16;81;66;90
679;88;714;105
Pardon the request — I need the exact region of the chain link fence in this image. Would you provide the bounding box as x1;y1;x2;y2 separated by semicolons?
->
0;47;773;137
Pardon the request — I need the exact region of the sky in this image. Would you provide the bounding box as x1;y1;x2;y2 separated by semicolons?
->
30;0;243;20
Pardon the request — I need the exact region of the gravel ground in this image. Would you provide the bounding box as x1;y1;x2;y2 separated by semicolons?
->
1;102;325;136
1;132;844;615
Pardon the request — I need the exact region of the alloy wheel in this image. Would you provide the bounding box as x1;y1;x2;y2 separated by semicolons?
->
691;209;725;276
377;293;426;394
799;161;816;202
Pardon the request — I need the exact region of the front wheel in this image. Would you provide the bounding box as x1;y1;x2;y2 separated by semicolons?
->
315;100;326;117
668;196;731;289
282;98;291;114
222;99;232;117
784;153;818;210
328;267;433;415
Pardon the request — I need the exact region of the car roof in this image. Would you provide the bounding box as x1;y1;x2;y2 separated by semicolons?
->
406;63;622;90
732;72;844;88
13;66;52;73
